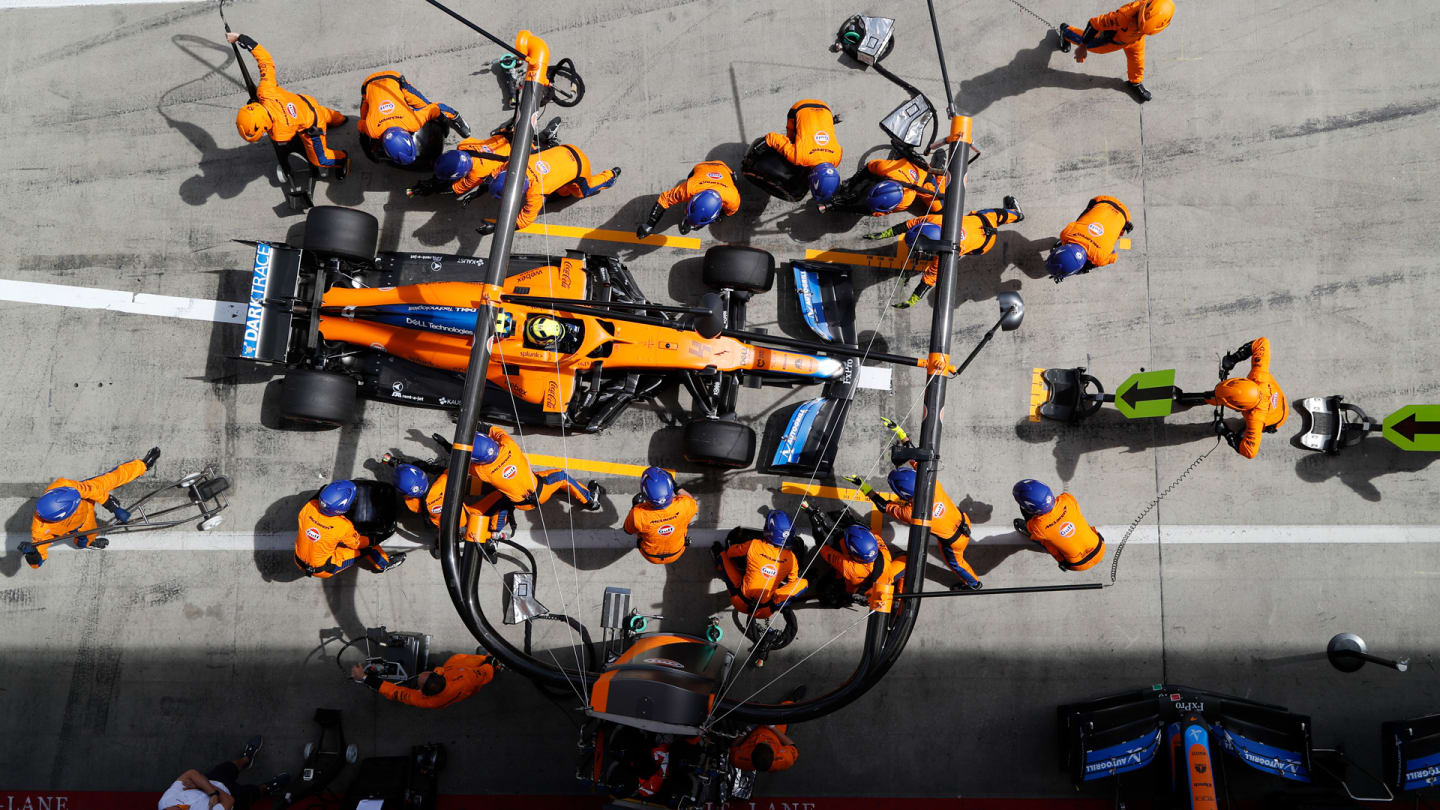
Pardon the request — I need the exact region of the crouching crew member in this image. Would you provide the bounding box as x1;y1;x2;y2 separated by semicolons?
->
227;33;349;177
624;467;699;564
801;502;905;611
764;99;843;204
1012;480;1106;572
1210;337;1287;459
357;70;470;168
865;196;1024;308
294;480;404;578
635;161;742;237
23;448;159;569
1059;0;1176;102
1047;195;1133;281
352;653;495;709
476;144;620;234
714;510;808;619
731;688;804;773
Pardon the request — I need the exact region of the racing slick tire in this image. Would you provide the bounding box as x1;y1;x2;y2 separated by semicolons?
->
740;138;809;202
279;368;356;427
702;245;775;294
683;418;757;468
303;206;379;264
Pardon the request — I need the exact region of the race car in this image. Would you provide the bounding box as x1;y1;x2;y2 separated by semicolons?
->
235;206;875;470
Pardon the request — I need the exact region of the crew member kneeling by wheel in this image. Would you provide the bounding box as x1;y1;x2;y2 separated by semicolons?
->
294;481;404;578
713;510;808;619
624;467;698;565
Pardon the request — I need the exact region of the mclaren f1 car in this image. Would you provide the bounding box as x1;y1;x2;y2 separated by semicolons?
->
234;206;900;471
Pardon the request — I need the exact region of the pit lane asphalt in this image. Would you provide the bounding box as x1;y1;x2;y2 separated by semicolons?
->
2;0;1438;799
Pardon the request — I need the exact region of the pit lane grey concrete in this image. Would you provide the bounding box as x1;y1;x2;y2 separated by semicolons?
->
2;0;1439;799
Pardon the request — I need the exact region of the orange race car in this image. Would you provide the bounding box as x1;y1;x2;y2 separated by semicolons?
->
235;206;887;469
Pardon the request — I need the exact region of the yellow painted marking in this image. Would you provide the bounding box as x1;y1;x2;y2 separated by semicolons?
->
781;481;891;534
1029;367;1048;422
803;248;911;270
516;221;701;250
526;454;671;478
1118;238;1132;250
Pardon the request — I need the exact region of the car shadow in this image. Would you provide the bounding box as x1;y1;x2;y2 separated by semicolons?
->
1016;410;1222;483
956;31;1135;117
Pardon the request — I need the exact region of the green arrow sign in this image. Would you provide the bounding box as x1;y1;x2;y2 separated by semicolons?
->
1114;369;1176;419
1382;405;1440;451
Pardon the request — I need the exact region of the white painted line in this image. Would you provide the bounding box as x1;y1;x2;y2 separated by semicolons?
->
8;525;1440;554
0;279;245;324
0;0;204;7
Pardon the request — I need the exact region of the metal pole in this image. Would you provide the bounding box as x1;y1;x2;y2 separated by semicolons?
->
949;310;1009;379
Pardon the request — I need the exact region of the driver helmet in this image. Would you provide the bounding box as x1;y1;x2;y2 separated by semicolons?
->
494;309;516;339
318;480;358;516
381;127;420;165
866;180;905;214
808;163;840;202
1212;378;1261;411
35;487;82;523
434;149;472;181
235;103;272;143
524;315;564;347
843;525;880;563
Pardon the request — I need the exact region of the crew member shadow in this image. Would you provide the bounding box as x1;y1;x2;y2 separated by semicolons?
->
956;32;1135;117
0;498;37;578
1292;438;1440;502
1017;410;1221;482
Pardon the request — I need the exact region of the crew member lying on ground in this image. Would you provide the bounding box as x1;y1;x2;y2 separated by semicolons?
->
352;653;495;709
24;447;159;569
713;510;808;619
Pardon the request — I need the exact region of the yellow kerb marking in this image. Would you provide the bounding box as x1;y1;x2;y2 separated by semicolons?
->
1029;367;1048;422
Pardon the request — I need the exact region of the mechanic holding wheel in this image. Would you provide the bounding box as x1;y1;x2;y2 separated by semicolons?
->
624;467;699;565
1012;480;1106;572
390;461;497;545
356;70;470;169
294;481;404;578
1046;196;1133;282
800;502;906;610
226;33;350;178
825;154;945;216
1209;337;1287;459
763;99;844;205
635;161;741;238
714;510;809;619
469;426;604;531
847;468;981;591
864;196;1024;308
475;144;620;235
351;653;495;709
23;447;159;569
1058;0;1176;103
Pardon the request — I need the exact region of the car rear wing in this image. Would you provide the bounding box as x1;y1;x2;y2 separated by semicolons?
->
237;241;304;364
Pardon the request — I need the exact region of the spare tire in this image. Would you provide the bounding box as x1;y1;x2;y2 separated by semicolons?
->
740;138;809;202
303;206;378;264
702;245;775;293
683;418;756;468
279;368;356;427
